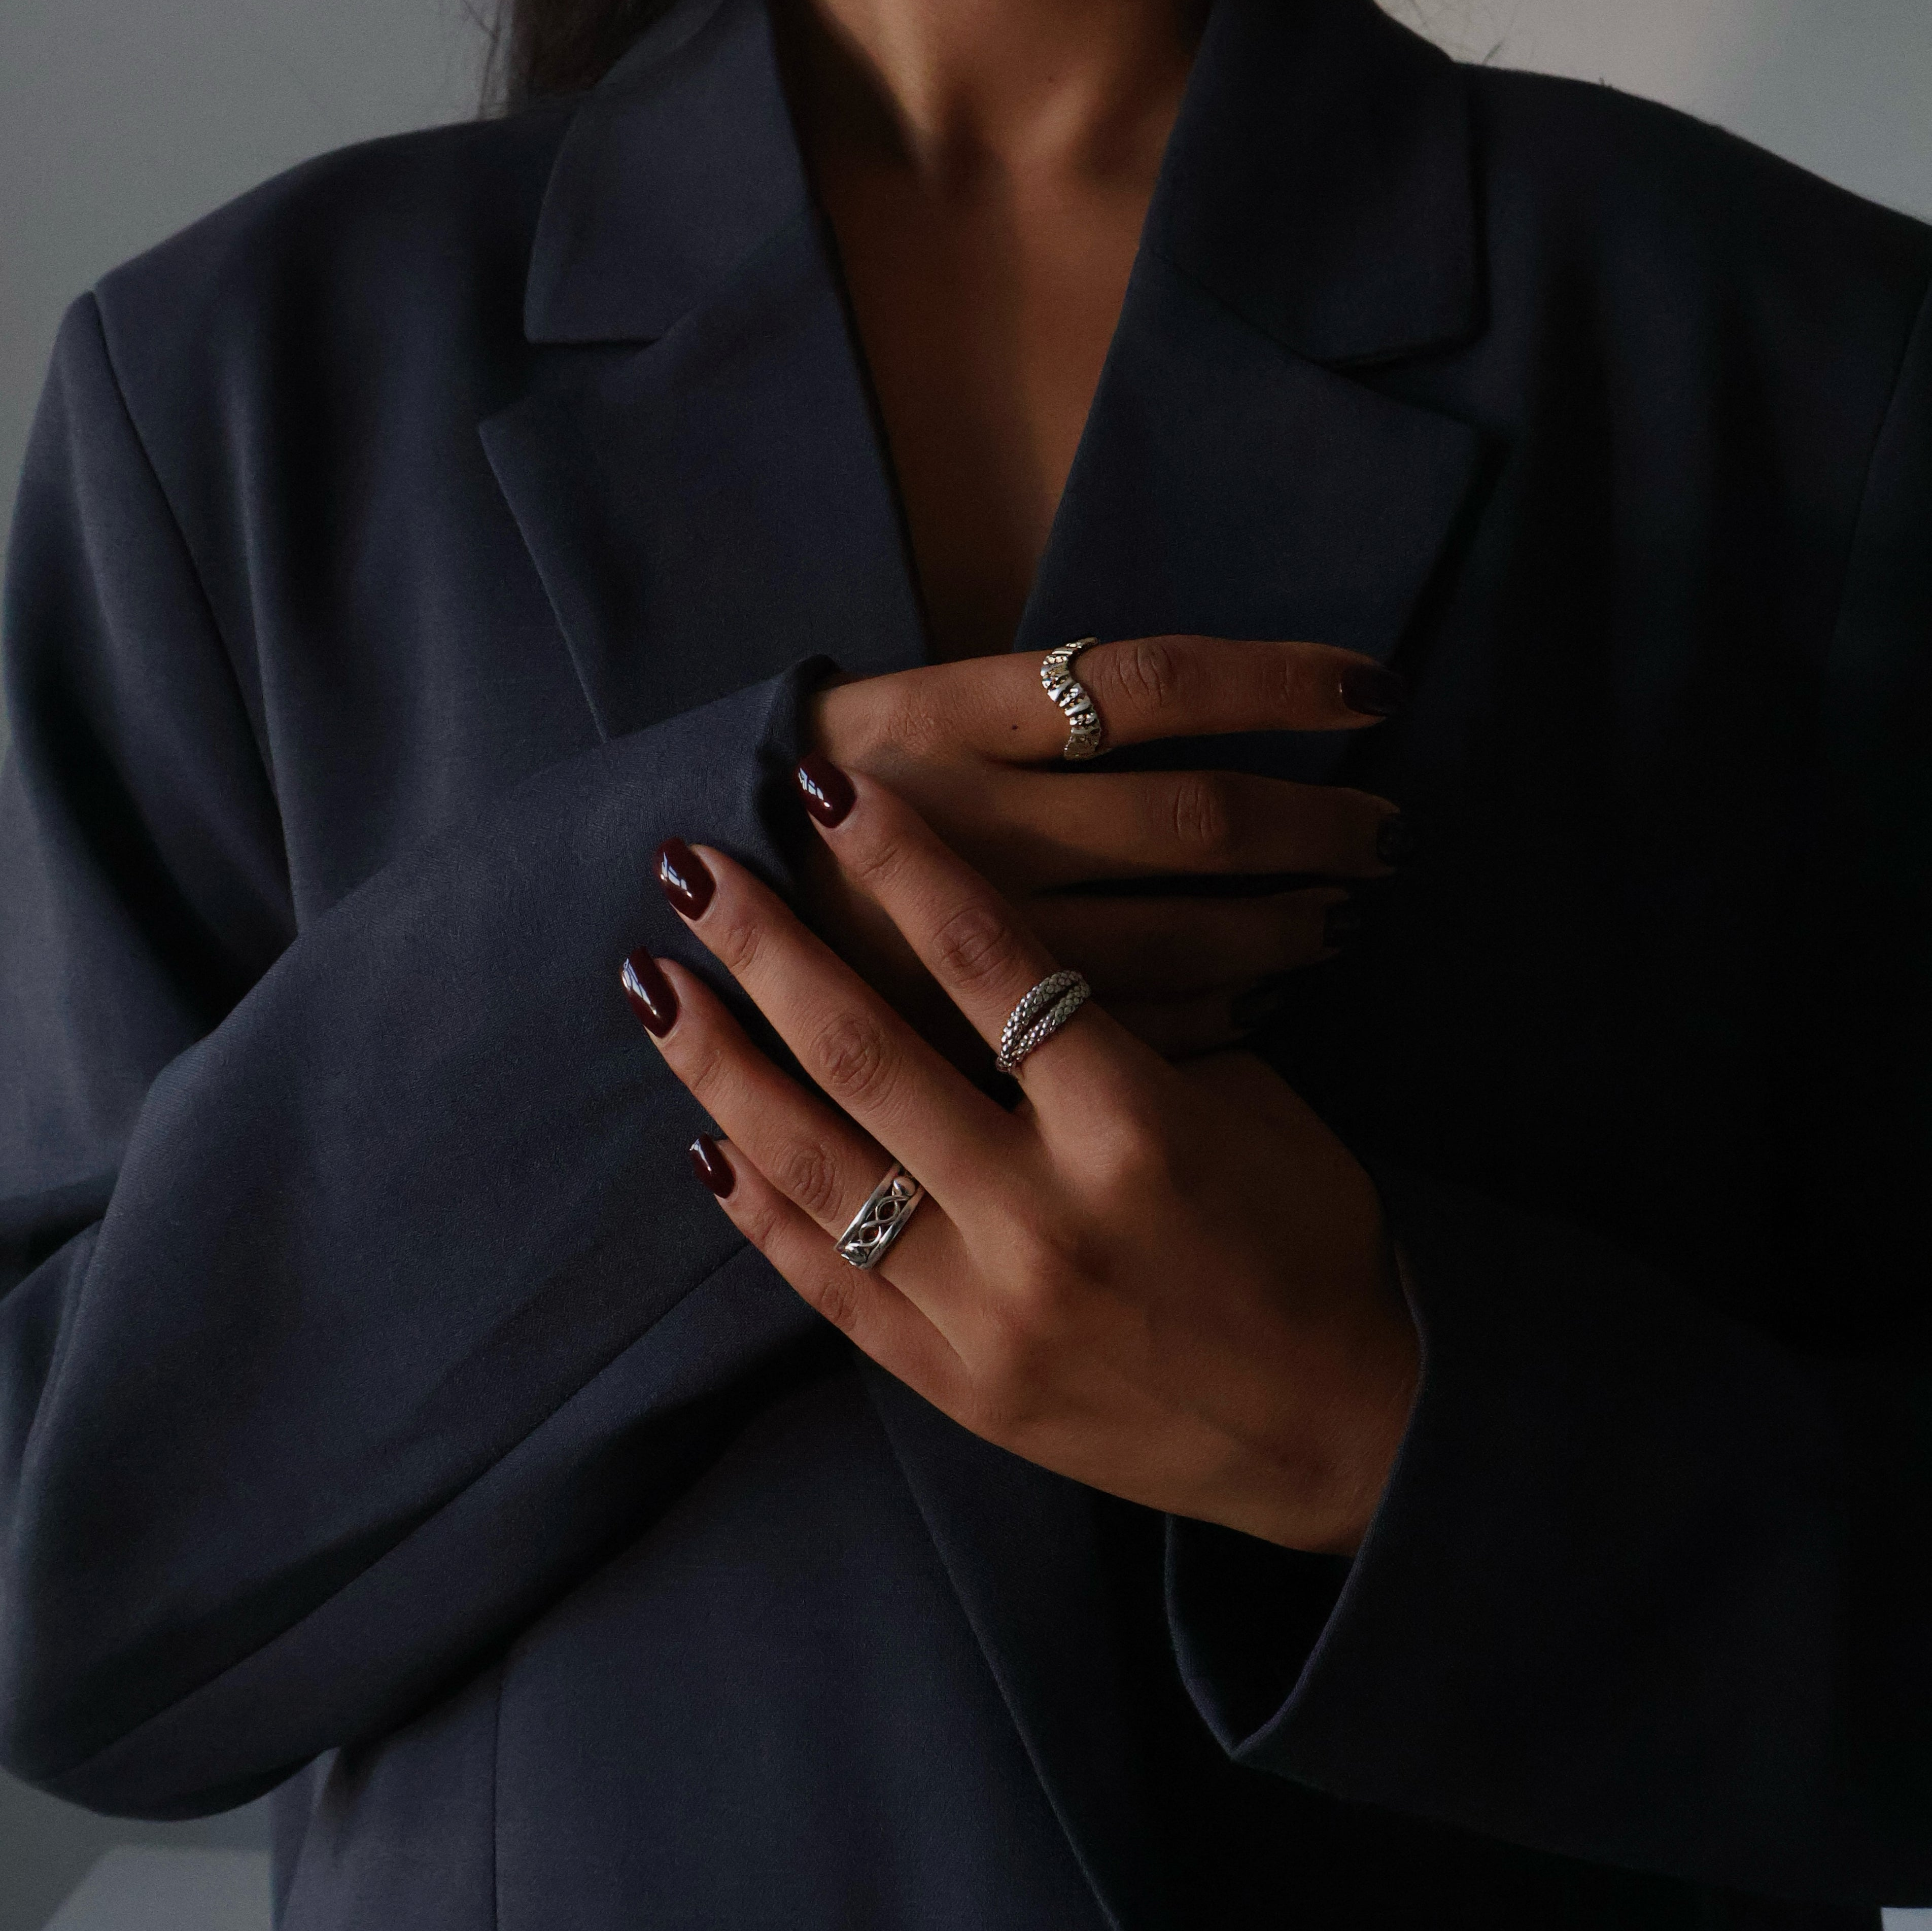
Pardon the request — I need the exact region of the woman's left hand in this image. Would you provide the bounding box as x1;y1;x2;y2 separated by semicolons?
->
625;766;1420;1555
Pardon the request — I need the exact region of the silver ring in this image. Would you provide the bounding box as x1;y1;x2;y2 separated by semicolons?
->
1040;637;1106;761
996;970;1093;1074
834;1163;925;1270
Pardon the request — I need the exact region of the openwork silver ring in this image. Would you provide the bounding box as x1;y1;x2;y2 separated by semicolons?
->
995;970;1093;1075
834;1163;925;1271
1040;637;1106;761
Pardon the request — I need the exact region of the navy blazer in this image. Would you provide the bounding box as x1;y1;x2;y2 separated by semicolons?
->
3;0;1930;1924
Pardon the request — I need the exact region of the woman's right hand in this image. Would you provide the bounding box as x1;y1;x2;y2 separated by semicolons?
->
801;635;1410;1060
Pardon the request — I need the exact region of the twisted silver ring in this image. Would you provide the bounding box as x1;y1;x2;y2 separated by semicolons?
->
834;1163;925;1270
996;970;1093;1075
1040;637;1106;761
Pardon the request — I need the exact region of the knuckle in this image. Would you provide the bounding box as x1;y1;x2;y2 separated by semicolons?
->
880;688;952;764
675;1033;734;1107
776;1142;844;1220
1105;635;1185;714
932;901;1024;991
1166;771;1238;858
1276;647;1321;719
812;1261;864;1335
811;1009;895;1107
708;908;765;976
845;827;912;895
1079;1105;1170;1199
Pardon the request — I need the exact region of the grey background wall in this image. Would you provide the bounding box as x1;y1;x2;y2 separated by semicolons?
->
3;2;1931;1927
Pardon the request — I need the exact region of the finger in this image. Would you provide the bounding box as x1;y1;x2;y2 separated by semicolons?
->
640;957;904;1238
1028;888;1351;997
1106;992;1259;1059
696;1136;964;1397
807;771;1153;1111
992;771;1401;885
899;635;1406;762
653;839;1019;1200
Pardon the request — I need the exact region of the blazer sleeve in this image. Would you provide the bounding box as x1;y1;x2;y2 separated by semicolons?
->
1164;287;1932;1905
0;297;830;1818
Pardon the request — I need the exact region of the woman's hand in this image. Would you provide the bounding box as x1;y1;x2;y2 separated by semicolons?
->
805;636;1410;1061
626;764;1419;1555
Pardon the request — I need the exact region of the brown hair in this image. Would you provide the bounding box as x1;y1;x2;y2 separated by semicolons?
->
482;0;678;110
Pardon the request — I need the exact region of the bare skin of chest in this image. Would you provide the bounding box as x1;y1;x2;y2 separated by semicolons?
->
781;0;1202;660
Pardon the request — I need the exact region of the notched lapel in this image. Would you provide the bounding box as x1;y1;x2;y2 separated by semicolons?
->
1019;254;1488;785
862;1365;1175;1931
482;218;926;742
480;0;924;744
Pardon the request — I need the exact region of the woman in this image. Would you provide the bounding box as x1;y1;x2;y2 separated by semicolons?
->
2;0;1928;1922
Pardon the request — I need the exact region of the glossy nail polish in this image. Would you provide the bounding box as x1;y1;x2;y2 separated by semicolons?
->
688;1134;735;1198
795;753;855;828
1338;661;1408;719
1376;814;1420;866
655;838;714;920
1325;901;1364;951
620;949;678;1036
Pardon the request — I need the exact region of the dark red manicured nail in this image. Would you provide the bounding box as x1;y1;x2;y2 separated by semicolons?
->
1325;901;1363;950
656;838;714;920
688;1134;735;1198
795;753;855;828
621;949;678;1036
1338;662;1407;719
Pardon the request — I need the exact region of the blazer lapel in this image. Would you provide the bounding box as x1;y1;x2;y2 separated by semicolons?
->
479;0;926;743
481;3;1493;1925
1018;252;1486;786
1021;0;1489;784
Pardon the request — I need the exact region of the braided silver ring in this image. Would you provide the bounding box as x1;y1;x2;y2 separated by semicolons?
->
834;1163;925;1270
1040;637;1106;761
996;970;1093;1075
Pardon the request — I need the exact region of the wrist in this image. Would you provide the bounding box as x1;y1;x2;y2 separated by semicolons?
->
1247;1242;1420;1556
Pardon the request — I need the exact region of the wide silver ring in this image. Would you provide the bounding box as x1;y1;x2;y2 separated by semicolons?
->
834;1163;925;1270
996;970;1093;1075
1040;637;1106;761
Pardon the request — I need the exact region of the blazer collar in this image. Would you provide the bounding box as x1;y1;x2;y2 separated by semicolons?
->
524;0;1480;367
524;0;808;345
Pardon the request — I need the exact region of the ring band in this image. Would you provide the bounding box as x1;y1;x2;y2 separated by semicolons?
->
1040;637;1106;761
996;970;1093;1075
834;1163;925;1270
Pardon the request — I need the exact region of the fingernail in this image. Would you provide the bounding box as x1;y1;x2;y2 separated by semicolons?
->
1338;662;1407;719
656;838;714;920
688;1134;735;1198
1231;976;1290;1032
1375;814;1420;866
1325;901;1363;950
621;949;678;1036
795;753;856;828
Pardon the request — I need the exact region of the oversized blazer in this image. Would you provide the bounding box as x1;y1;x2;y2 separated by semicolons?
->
3;0;1931;1924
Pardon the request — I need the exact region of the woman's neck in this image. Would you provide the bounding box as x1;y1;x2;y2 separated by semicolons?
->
785;0;1205;187
776;0;1208;659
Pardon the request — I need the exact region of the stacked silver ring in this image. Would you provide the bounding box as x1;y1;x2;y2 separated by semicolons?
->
834;1163;924;1270
995;969;1093;1075
1040;637;1106;761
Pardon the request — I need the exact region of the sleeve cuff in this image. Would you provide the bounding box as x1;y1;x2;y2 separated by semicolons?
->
1163;1163;1853;1888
